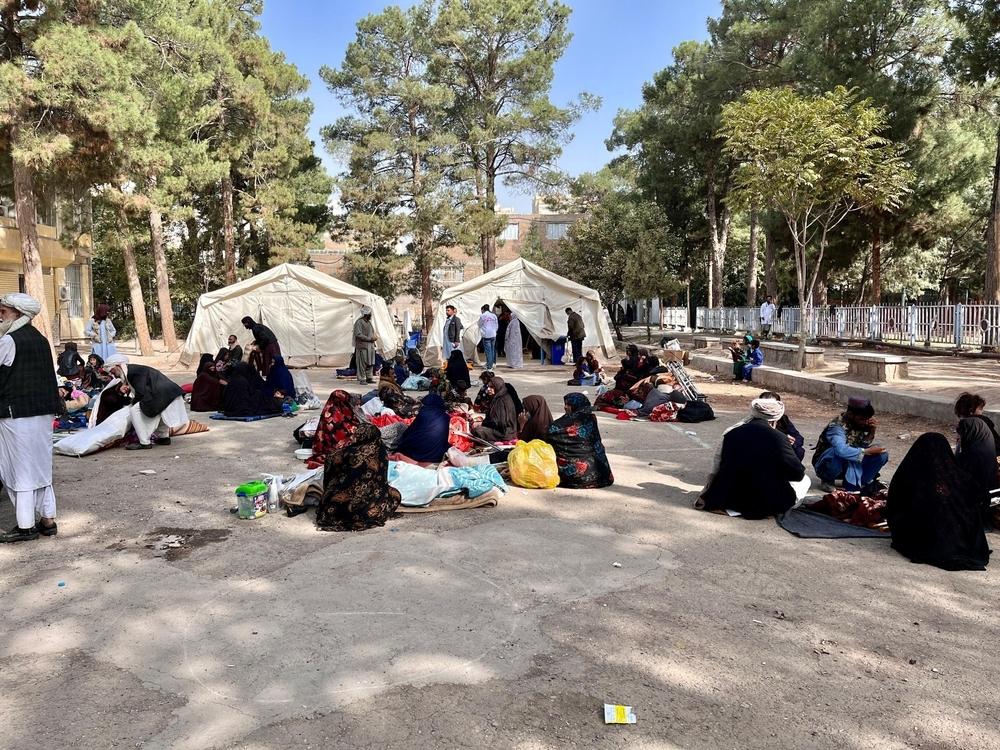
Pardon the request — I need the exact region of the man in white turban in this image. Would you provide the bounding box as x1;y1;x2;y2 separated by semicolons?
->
104;354;188;450
697;397;809;518
352;306;376;385
0;293;62;543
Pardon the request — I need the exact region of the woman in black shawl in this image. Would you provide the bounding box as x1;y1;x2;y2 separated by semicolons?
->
886;432;991;571
221;362;282;417
546;393;613;489
81;353;109;392
395;392;451;462
446;349;471;391
519;395;554;442
316;423;401;532
473;376;518;442
190;353;225;412
956;417;999;494
406;348;425;375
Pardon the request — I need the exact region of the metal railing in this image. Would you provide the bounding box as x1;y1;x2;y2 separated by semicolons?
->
695;304;1000;349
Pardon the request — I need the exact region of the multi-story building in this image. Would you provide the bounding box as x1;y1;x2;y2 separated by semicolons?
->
0;190;94;343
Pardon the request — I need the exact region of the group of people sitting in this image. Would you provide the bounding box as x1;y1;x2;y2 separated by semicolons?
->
296;367;616;532
699;389;996;571
188;347;296;417
728;334;764;383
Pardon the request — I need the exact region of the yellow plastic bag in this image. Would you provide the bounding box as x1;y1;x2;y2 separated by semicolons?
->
508;439;560;489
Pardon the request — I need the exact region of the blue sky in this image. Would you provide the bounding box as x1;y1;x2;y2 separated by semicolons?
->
260;0;721;212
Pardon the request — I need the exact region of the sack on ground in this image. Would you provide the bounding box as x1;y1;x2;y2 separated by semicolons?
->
677;400;715;423
508;439;560;489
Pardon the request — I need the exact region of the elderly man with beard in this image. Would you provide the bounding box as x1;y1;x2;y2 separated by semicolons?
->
103;354;187;450
0;293;62;543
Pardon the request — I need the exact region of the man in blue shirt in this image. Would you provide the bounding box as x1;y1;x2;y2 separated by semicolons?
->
812;397;889;492
478;304;499;370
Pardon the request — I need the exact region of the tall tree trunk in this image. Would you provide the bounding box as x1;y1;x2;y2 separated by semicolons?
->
706;255;714;308
705;164;731;308
764;226;778;299
420;255;434;336
482;146;497;272
122;240;154;356
10;147;54;345
221;172;236;285
149;201;177;350
746;207;760;306
985;122;1000;303
871;223;882;305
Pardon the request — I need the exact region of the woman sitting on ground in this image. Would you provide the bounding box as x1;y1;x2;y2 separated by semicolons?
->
474;370;494;412
265;354;295;399
568;357;597;386
315;422;401;532
308;389;364;468
886;432;991;571
956;417;1000;504
57;342;85;380
395;392;451;463
221;362;282;419
377;363;420;417
190;353;228;412
446;349;471;392
585;351;604;380
406;347;425;376
546;393;613;489
80;353;110;392
472;376;519;442
954;392;1000;455
448;394;554;467
758;390;805;461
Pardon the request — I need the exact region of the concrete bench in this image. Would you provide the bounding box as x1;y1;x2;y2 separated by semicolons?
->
693;335;721;349
760;341;826;370
846;353;909;383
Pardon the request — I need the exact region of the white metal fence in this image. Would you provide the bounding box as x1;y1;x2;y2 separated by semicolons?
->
694;304;1000;349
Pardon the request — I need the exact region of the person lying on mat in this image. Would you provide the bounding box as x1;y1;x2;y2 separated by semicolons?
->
697;397;808;518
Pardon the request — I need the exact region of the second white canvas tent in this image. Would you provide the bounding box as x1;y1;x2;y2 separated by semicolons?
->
425;258;616;362
182;263;398;366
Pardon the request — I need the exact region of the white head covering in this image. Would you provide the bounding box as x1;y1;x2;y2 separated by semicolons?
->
750;397;785;422
0;293;42;318
360;306;372;316
103;353;130;379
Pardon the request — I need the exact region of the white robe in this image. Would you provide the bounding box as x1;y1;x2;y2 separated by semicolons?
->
0;330;57;527
505;315;523;369
131;395;188;445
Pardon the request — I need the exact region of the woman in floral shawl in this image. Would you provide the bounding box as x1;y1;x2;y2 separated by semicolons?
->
547;393;614;489
316;423;401;532
308;390;363;469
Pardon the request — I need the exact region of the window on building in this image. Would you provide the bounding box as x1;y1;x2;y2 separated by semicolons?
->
498;223;519;241
65;265;83;318
545;222;570;240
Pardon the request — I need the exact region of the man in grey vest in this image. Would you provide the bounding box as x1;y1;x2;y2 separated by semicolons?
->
0;293;61;543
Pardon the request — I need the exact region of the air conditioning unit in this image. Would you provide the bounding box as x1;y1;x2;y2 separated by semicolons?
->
58;285;70;302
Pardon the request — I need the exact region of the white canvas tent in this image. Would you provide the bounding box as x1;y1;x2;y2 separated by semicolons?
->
182;263;398;366
426;258;617;362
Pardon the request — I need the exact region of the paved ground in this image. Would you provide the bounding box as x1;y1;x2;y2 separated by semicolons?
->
1;363;997;750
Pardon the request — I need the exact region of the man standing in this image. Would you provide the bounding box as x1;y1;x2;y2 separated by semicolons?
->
241;316;281;376
443;305;463;362
353;306;376;385
565;307;586;365
478;304;499;370
759;295;776;339
812;397;889;493
227;334;243;363
0;293;61;542
104;355;188;450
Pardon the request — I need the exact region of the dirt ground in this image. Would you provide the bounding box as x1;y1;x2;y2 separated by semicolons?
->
1;363;997;750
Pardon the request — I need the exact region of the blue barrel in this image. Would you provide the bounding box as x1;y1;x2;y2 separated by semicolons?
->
550;339;566;365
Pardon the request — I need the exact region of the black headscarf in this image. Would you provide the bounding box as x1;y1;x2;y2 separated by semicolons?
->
396;393;450;462
406;348;425;375
886;432;990;571
446;349;470;390
196;353;214;375
957;417;998;492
